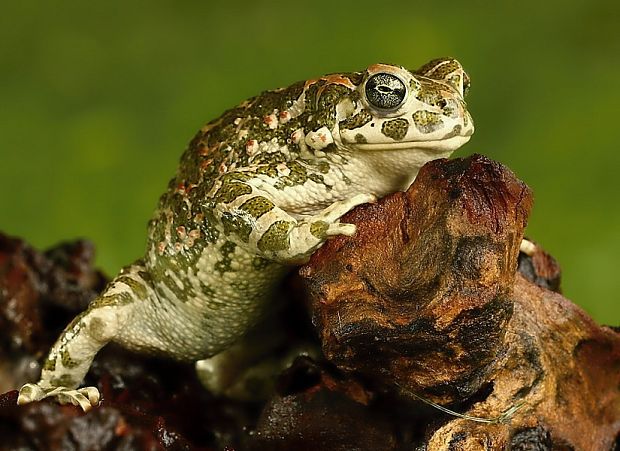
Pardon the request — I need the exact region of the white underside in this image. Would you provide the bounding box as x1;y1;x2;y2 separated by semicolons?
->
342;136;470;196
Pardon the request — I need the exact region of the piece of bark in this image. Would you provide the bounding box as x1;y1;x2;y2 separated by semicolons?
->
250;356;398;451
0;235;106;356
300;154;620;450
301;154;531;404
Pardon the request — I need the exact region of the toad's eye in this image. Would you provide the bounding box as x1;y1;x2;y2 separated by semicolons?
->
365;73;407;111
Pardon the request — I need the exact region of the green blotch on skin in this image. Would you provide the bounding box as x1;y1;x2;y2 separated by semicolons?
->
202;210;221;244
310;221;329;239
19;384;35;399
443;106;455;119
308;173;325;185
214;177;252;203
43;355;56;372
275;161;308;189
257;220;292;253
339;109;372;130
245;81;305;118
252;256;272;270
93;291;134;308
215;240;237;273
60;348;80;369
316;161;330;174
240;196;275;219
137;270;152;282
313;83;351;129
116;275;148;299
415;82;447;109
322;143;338;153
443;125;462;139
200;282;215;297
354;133;367;144
221;212;252;242
88;317;108;342
346;71;364;86
409;78;421;91
214;259;231;273
381;118;409;141
213;258;231;273
256;164;278;178
51;374;77;388
221;240;237;255
412;110;443;134
203;221;221;244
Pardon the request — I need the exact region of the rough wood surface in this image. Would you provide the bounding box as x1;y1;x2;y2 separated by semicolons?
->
300;154;620;450
1;154;618;450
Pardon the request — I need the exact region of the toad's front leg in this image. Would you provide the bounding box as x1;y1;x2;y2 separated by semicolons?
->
260;193;376;263
195;188;375;395
213;177;375;264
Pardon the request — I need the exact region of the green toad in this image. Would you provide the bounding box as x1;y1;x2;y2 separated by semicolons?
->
18;58;474;410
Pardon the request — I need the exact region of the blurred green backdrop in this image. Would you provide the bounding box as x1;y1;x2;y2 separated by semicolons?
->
1;1;618;323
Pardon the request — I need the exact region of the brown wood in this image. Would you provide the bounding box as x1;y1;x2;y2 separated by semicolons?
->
300;154;620;450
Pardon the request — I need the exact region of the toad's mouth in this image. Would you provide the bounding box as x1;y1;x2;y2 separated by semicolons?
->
350;134;472;152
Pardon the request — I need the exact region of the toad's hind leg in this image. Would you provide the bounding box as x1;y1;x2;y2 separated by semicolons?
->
195;317;318;401
17;265;148;411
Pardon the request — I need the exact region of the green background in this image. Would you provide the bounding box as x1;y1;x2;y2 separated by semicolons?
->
1;1;618;324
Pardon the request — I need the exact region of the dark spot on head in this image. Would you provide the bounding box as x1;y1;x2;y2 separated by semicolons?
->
354;134;368;144
347;71;364;86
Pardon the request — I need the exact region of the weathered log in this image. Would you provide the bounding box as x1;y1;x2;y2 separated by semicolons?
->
300;154;620;450
1;155;618;450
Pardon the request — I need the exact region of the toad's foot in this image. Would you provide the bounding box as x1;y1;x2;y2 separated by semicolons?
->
314;193;377;238
17;383;100;412
520;238;537;256
318;193;376;224
282;193;376;263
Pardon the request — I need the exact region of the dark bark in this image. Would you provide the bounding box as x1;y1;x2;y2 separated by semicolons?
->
1;155;617;450
299;154;620;450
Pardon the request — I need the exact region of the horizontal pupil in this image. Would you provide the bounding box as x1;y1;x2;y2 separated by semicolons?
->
366;73;406;109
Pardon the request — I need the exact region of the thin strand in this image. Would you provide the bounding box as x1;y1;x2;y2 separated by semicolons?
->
397;384;525;424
